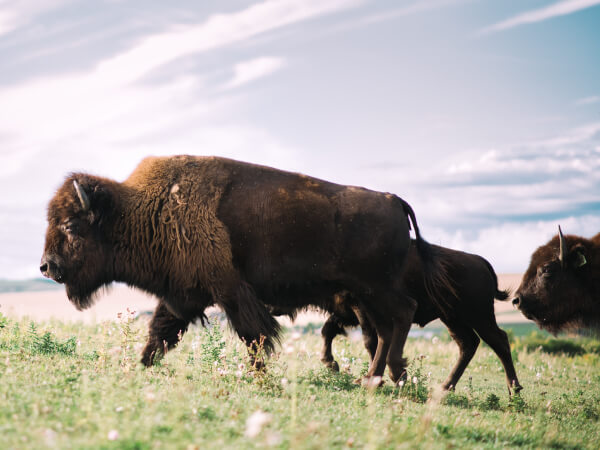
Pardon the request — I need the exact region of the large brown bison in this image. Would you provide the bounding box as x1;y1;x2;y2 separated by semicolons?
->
513;226;600;334
276;241;522;394
40;155;452;383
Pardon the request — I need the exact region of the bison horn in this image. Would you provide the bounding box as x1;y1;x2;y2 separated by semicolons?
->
73;180;90;212
558;225;567;268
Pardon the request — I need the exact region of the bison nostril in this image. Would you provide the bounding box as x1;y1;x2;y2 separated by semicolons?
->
40;263;48;274
512;297;520;307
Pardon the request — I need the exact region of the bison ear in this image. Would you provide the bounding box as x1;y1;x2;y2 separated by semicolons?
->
569;244;587;269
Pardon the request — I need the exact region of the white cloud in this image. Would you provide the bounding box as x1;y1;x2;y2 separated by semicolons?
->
358;120;600;239
223;57;285;90
481;0;600;34
327;0;469;33
575;95;600;106
0;0;362;179
95;0;363;86
0;0;73;37
429;215;600;273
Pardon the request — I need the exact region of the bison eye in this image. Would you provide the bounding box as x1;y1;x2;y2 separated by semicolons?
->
61;222;78;235
540;264;556;278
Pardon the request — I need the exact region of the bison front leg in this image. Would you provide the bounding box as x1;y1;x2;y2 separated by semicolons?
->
440;320;480;390
141;302;190;367
216;281;281;368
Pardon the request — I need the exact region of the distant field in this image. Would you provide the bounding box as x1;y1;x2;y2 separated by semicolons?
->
0;278;62;293
0;313;598;449
0;274;526;325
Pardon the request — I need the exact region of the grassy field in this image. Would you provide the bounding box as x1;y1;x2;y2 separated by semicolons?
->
1;312;599;449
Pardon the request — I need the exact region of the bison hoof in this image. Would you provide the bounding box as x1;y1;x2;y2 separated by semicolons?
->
322;359;339;372
361;376;384;389
250;358;266;371
389;368;407;385
141;349;157;367
511;382;523;394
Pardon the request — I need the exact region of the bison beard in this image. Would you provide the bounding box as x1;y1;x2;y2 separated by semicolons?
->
40;155;452;383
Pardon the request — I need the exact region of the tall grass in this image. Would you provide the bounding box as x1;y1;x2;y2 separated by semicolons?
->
0;311;598;448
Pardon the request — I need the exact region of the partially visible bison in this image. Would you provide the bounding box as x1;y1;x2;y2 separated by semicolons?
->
513;226;600;334
277;241;522;394
40;155;452;383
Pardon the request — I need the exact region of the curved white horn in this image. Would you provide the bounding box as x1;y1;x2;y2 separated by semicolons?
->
73;180;90;211
558;225;567;268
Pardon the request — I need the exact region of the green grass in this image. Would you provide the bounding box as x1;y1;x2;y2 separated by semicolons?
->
1;312;599;449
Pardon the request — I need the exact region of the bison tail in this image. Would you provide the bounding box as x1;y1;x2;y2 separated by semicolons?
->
495;289;511;301
400;199;458;314
480;258;511;301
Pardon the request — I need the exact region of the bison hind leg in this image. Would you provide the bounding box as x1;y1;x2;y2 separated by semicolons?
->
472;319;522;395
320;315;348;371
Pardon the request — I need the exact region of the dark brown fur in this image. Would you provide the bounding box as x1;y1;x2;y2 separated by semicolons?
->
278;241;521;394
40;155;452;381
514;231;600;334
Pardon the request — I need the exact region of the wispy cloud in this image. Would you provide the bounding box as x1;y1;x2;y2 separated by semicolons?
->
369;121;600;240
223;57;285;90
329;0;468;33
0;0;73;37
575;95;600;106
0;0;362;177
431;215;600;273
96;0;363;85
481;0;600;34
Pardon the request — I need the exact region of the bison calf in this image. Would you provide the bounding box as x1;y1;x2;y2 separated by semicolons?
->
316;241;522;394
513;226;600;334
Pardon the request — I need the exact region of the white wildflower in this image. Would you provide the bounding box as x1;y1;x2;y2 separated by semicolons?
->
266;431;283;446
363;376;382;389
43;429;57;444
245;410;272;438
108;430;119;441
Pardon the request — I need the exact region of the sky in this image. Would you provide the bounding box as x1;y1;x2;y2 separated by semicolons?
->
0;0;599;279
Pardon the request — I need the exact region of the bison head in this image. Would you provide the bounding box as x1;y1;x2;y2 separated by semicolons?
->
513;226;593;333
40;175;115;310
